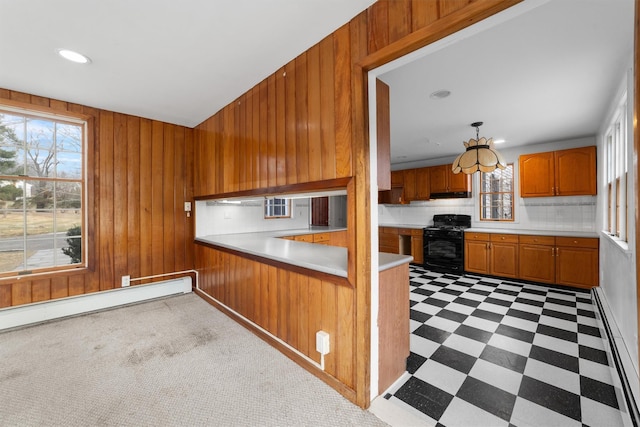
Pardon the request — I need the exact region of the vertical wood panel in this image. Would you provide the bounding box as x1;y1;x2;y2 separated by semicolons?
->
268;265;279;334
307;277;323;363
12;281;31;305
0;284;11;308
284;62;297;185
321;280;337;375
439;0;472;17
68;275;85;296
223;105;235;193
113;114;128;281
367;1;389;53
411;0;440;30
139;119;153;281
388;0;412;42
252;86;261;190
267;74;278;187
259;81;269;189
295;53;309;183
307;44;323;182
319;37;336;180
99;111;115;290
151;121;165;275
239;96;248;191
275;69;287;186
163;124;176;273
334;25;353;178
31;279;51;303
50;276;69;299
297;274;309;356
174;127;187;272
336;283;355;387
127;116;141;280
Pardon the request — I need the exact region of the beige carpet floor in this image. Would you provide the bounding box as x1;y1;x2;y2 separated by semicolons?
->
0;293;388;427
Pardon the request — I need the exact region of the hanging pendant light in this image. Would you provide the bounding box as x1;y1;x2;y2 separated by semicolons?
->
452;121;507;174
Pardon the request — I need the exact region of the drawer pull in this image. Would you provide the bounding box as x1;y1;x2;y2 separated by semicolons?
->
573;240;578;244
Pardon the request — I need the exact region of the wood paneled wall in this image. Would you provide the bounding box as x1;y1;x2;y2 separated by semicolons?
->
195;245;356;397
193;0;521;408
0;89;195;307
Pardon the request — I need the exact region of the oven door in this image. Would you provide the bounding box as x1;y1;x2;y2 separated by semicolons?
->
423;230;465;273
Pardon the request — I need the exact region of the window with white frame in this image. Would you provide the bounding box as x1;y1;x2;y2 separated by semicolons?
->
605;93;628;241
264;197;290;219
0;107;86;276
479;164;514;221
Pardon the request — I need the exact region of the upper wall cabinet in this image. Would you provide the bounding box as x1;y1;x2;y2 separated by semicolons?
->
520;146;596;197
430;164;471;195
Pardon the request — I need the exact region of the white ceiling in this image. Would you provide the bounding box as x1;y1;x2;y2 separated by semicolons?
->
378;0;634;168
0;0;375;127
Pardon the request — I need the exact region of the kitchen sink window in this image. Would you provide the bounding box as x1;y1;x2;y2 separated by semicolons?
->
0;106;86;276
479;163;514;221
605;92;628;241
264;197;291;219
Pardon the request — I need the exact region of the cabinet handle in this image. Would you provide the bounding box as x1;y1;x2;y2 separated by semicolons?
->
573;240;578;244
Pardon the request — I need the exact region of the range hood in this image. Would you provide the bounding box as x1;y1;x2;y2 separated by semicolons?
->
429;191;471;200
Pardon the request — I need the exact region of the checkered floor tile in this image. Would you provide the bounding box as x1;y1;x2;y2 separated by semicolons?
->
382;265;627;427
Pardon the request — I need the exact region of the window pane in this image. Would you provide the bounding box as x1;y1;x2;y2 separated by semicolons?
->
25;237;57;270
55;181;82;210
480;164;514;221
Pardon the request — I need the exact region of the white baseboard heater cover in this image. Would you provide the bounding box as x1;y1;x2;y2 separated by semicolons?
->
0;277;192;332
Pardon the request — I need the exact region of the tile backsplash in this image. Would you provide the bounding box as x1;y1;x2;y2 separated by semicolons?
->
378;195;597;233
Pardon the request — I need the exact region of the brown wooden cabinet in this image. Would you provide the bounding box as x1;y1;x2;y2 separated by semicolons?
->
465;232;517;278
402;169;417;201
410;229;423;264
430;164;471;194
379;227;423;264
489;234;519;278
464;233;491;275
518;235;556;284
520;146;596;197
465;231;598;288
555;237;599;288
379;227;400;254
414;167;431;201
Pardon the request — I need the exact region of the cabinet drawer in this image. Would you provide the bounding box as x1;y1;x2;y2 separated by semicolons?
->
465;232;490;241
397;228;415;235
556;236;599;249
411;228;423;236
490;233;519;243
380;227;399;235
519;235;555;245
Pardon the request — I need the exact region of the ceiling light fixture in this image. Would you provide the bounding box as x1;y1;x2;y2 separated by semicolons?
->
452;121;507;174
429;90;451;99
57;49;91;64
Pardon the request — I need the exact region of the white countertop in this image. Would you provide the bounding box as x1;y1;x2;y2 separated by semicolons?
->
465;228;599;238
196;227;412;278
379;223;428;229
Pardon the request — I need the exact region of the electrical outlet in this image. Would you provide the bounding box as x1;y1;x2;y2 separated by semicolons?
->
121;275;130;287
316;331;330;355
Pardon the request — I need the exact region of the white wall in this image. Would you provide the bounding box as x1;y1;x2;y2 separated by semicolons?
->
195;198;310;236
380;135;597;234
597;65;638;375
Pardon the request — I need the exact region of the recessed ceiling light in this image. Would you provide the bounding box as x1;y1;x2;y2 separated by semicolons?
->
57;49;91;64
429;90;451;99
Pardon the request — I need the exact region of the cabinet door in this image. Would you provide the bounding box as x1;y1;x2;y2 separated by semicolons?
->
465;240;490;274
556;246;598;288
379;228;400;254
520;152;554;197
519;244;555;283
411;234;423;264
429;165;449;193
403;169;417;201
448;166;471;192
555;146;597;196
490;242;518;278
414;167;431;200
391;170;404;187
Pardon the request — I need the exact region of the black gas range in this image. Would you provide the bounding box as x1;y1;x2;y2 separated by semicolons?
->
423;214;471;273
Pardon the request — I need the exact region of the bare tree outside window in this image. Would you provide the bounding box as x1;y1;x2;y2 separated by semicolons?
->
0;110;85;275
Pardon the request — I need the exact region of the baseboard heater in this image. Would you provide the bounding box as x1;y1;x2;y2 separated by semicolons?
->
593;288;640;426
0;277;192;332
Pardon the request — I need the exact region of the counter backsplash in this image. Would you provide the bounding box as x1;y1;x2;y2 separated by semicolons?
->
379;196;597;233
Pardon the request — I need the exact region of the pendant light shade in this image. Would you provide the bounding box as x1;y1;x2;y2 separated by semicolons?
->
452;122;507;174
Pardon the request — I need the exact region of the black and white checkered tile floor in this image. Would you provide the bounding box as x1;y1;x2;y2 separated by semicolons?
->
382;265;627;427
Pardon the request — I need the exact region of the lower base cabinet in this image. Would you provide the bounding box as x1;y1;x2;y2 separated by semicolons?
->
466;232;598;289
